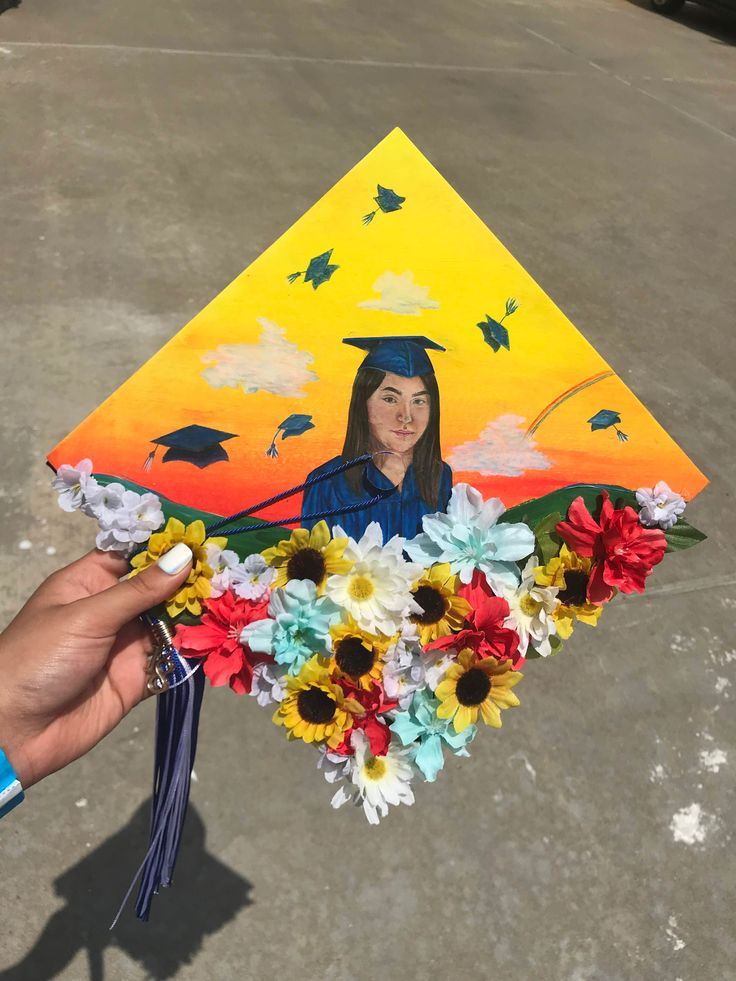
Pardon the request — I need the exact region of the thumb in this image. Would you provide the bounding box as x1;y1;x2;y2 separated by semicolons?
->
75;543;194;634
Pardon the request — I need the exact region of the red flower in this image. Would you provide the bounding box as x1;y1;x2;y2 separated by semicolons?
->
175;589;271;695
556;492;667;604
427;572;523;667
331;680;398;757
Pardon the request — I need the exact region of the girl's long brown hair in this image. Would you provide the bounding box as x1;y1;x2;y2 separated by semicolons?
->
341;367;443;509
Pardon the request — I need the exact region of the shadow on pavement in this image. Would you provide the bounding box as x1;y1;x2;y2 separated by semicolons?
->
628;0;736;45
0;801;252;981
0;0;21;14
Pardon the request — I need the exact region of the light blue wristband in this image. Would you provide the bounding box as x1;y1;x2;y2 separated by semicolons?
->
0;747;25;819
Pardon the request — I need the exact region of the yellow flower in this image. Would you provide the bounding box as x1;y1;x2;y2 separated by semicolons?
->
535;545;603;640
408;563;472;645
328;618;390;690
129;517;226;618
435;647;522;733
262;520;353;594
273;655;364;748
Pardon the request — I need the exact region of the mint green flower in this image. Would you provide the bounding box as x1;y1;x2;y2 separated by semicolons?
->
241;578;340;675
390;688;476;782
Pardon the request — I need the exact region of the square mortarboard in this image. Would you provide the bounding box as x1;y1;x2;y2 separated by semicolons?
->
149;425;237;469
343;336;446;378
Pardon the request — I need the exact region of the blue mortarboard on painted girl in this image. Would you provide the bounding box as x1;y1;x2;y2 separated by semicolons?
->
301;335;453;540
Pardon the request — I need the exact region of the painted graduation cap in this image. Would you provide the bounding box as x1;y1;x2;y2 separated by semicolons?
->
48;127;707;522
344;335;445;378
144;425;238;470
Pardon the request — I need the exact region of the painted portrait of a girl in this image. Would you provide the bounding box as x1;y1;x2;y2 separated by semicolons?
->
301;336;452;539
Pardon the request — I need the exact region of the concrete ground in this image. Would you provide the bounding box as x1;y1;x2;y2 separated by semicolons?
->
1;0;735;978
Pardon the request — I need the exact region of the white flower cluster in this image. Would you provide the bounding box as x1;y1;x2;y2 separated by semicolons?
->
52;459;164;554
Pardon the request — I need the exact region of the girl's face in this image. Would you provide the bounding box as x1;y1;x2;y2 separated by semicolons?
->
366;372;431;457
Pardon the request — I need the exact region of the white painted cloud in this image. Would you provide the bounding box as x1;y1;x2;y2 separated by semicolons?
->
358;270;440;316
447;413;553;478
201;317;318;398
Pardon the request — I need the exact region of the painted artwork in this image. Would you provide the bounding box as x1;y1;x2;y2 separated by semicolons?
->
47;128;707;547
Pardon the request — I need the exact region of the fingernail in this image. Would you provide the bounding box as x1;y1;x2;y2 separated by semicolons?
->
157;543;193;574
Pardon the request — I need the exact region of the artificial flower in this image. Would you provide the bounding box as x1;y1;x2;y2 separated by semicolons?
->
206;546;277;600
390;688;476;782
421;646;457;692
457;570;522;665
82;480;126;523
556;492;668;603
324;522;422;635
232;553;277;601
330;679;398;757
175;590;270;694
129;517;226;618
381;629;429;710
240;578;340;675
534;545;603;640
500;557;559;657
272;655;363;748
330;730;415;825
52;458;98;512
262;520;352;593
329;618;390;689
636;480;686;530
408;563;472;645
435;646;522;733
93;489;164;552
405;483;535;592
249;660;286;707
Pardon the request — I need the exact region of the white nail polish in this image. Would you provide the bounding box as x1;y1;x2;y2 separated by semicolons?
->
157;542;193;574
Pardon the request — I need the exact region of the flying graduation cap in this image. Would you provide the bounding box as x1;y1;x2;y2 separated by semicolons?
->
587;409;629;442
477;297;519;353
362;184;406;225
266;413;315;459
287;249;339;289
143;424;238;471
344;335;445;378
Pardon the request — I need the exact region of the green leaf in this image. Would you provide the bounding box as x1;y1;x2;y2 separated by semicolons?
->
500;483;638;530
664;519;707;553
532;511;563;565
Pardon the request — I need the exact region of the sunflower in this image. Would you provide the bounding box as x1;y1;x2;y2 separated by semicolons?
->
273;656;364;748
329;619;390;690
435;647;522;733
129;517;226;618
535;545;604;640
262;520;352;594
408;563;472;644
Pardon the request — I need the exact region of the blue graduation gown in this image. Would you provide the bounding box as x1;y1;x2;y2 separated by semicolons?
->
301;456;452;541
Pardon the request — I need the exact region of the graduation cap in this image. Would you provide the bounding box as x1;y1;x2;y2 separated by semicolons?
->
143;425;238;471
344;335;445;378
588;409;629;442
287;249;339;289
362;184;406;225
477;298;519;354
266;413;315;458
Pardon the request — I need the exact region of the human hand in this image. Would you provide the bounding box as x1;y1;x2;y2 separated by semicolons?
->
0;544;193;789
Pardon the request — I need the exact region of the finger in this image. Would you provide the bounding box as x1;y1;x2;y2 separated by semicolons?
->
70;543;193;634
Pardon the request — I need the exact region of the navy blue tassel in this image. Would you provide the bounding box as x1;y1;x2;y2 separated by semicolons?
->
111;655;205;927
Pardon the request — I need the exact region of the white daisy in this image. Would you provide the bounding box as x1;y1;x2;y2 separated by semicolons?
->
324;522;422;635
330;730;415;825
501;556;559;657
